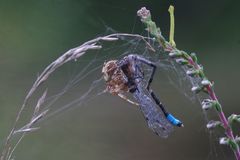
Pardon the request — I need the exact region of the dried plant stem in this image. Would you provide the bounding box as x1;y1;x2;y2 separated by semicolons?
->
0;33;153;160
137;5;240;160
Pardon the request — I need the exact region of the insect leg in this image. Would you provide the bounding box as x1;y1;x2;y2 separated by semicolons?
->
133;55;156;90
117;93;139;106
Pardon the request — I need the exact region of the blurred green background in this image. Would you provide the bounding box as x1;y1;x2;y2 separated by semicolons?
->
0;0;240;160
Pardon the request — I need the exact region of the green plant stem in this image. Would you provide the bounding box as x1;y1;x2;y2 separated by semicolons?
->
168;5;176;47
137;6;240;160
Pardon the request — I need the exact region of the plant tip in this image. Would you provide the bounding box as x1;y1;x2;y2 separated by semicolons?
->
137;7;151;20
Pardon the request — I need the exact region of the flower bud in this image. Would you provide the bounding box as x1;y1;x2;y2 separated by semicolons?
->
137;7;151;21
219;137;239;150
228;114;240;124
201;79;211;86
190;52;198;63
186;69;198;76
201;99;214;110
206;120;222;129
235;136;240;143
175;58;188;65
220;137;229;145
169;51;182;57
191;86;202;94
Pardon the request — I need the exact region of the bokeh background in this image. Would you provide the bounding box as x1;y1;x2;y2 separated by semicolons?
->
0;0;240;160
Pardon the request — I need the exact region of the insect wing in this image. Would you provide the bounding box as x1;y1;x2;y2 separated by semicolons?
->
133;84;174;138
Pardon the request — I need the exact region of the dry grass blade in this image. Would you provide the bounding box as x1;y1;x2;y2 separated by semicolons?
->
13;127;40;134
1;33;153;160
30;109;49;125
33;89;48;118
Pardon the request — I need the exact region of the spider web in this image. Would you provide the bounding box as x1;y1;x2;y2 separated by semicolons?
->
14;29;207;130
29;30;212;142
38;35;199;121
19;32;159;123
10;30;229;160
7;32;185;137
